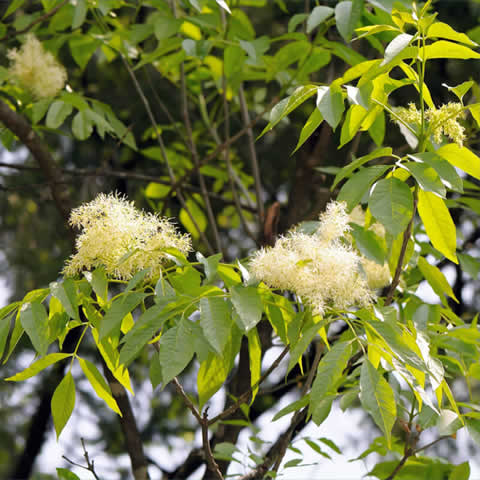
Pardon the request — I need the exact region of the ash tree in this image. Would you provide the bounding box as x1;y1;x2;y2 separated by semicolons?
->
1;1;480;480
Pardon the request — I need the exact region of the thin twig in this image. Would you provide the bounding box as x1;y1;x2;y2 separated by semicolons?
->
201;409;224;480
238;85;264;226
180;62;224;255
0;163;258;212
385;188;418;306
0;0;69;41
172;378;223;480
61;439;101;480
164;97;278;201
120;55;214;253
208;345;289;426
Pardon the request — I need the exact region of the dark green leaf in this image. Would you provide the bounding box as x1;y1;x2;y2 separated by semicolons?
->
52;372;76;438
231;285;262;333
309;341;352;424
369;177;413;237
307;6;334;34
99;292;147;340
20;302;50;356
337;165;390;211
316;85;345;130
46;101;73;129
359;359;396;447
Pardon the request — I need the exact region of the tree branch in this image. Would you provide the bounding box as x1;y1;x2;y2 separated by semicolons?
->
0;0;69;42
385;188;418;306
0;99;72;230
208;345;289;426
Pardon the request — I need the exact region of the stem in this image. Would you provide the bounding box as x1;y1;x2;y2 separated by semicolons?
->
385;185;419;306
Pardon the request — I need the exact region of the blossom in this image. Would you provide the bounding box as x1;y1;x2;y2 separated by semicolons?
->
250;202;375;315
426;102;465;147
8;34;67;99
393;102;465;147
63;193;191;280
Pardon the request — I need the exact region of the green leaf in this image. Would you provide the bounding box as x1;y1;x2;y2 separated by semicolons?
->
381;33;413;66
259;85;318;137
337;165;390;211
224;45;246;79
293;107;323;154
402;162;446;197
46;101;73;129
125;268;151;293
418;257;458;303
32;99;52;124
57;468;81;480
350;223;386;264
359;359;397;447
85;266;108;302
159;320;195;385
99;292;147;340
247;328;261;403
417;189;458;263
197;252;222;283
72;110;93;140
437;409;462;436
20;302;50;356
458;253;480;278
309;341;352;424
284;12;305;32
272;395;310;421
340;104;368;147
335;0;363;42
3;0;26;18
424;41;480;60
6;353;71;381
369;177;413;237
119;305;171;366
466;418;480;447
72;0;87;29
154;16;181;41
316;85;345;130
78;357;121;415
427;22;477;47
448;462;470;480
443;81;475;102
51;372;76;438
200;297;232;354
0;315;11;360
332;147;392;190
231;285;262;333
287;319;325;374
197;324;242;407
306;6;334;34
408;152;463;193
179;197;207;239
50;278;78;319
69;34;101;70
437;144;480;181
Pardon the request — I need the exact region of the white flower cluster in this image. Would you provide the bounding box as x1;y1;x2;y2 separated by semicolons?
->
8;34;67;99
250;202;390;315
63;193;191;280
394;102;465;147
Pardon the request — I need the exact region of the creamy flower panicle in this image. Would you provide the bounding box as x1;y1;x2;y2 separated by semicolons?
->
394;102;466;147
63;193;191;280
250;202;390;315
8;34;67;99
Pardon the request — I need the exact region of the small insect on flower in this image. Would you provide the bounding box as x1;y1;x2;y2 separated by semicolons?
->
7;34;67;99
63;193;192;280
